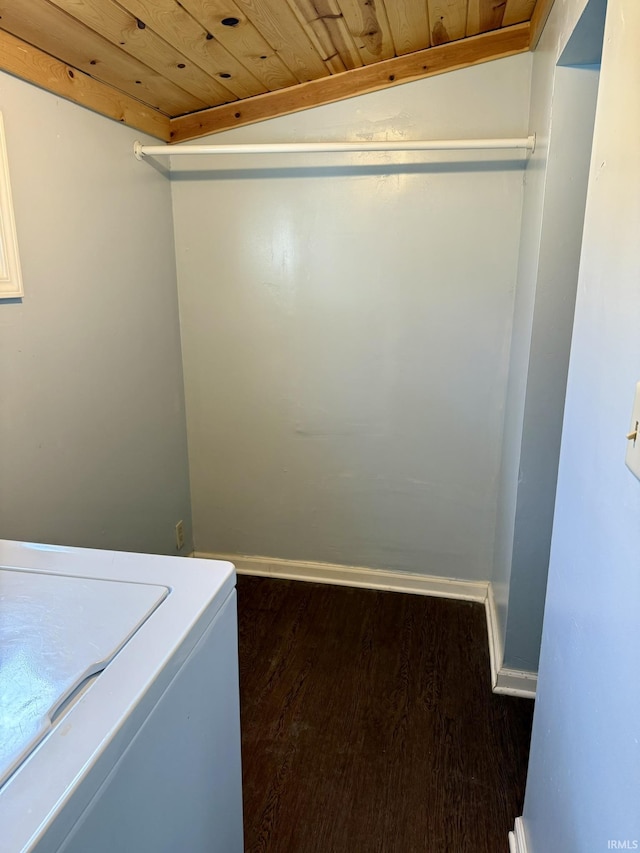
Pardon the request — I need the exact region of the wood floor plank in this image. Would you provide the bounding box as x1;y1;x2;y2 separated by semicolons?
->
237;576;533;853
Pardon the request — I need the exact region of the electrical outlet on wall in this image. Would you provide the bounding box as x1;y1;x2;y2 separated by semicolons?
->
175;520;185;551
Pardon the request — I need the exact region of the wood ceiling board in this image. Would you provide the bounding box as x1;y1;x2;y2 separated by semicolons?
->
47;0;234;106
336;0;396;64
308;0;365;71
233;0;331;82
467;0;507;36
283;0;347;74
383;0;432;55
177;0;299;90
115;0;267;98
0;0;206;115
0;28;170;139
170;22;530;141
502;0;536;26
529;0;556;48
428;0;468;45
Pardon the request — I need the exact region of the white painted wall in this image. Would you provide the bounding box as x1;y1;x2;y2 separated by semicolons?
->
172;56;531;578
522;0;640;848
492;0;602;672
0;72;191;555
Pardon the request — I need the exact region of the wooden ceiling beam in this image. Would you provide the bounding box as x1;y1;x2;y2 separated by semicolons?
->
529;0;557;49
0;29;171;140
169;22;530;142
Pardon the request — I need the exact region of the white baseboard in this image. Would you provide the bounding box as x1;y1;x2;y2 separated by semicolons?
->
195;552;490;601
195;552;537;697
495;666;537;698
485;583;504;689
485;585;537;699
508;817;529;853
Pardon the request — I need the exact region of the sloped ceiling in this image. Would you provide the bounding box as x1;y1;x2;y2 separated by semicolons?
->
0;0;555;142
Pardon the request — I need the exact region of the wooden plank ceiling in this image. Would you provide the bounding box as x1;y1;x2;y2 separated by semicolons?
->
0;0;554;142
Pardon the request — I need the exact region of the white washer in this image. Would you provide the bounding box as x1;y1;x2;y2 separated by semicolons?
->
0;540;244;853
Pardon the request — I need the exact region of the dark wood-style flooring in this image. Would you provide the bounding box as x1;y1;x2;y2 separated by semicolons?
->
237;576;533;853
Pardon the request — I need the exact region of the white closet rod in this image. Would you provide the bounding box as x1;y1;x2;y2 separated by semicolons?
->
133;135;536;160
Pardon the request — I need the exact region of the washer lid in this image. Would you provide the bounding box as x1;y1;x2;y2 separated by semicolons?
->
0;568;167;788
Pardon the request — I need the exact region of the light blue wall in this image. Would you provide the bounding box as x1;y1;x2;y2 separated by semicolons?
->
522;0;640;848
492;0;604;673
171;58;531;577
502;62;600;670
0;72;192;555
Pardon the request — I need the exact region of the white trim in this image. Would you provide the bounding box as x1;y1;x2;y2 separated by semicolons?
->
196;552;537;697
485;583;504;689
508;817;529;853
495;666;537;698
485;585;537;699
0;113;24;299
194;552;488;601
